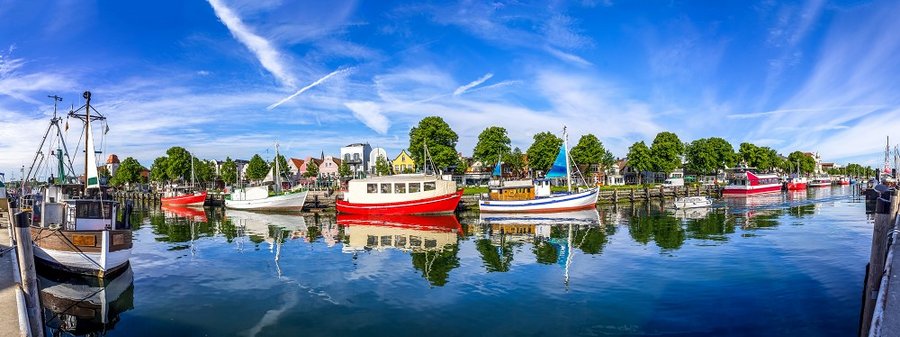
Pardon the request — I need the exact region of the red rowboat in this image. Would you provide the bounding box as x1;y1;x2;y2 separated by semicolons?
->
160;190;207;207
723;171;782;196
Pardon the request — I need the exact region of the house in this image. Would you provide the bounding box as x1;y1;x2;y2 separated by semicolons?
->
298;157;323;181
369;148;389;174
106;154;120;177
318;156;342;179
288;158;304;182
392;150;415;173
605;160;626;186
340;143;372;178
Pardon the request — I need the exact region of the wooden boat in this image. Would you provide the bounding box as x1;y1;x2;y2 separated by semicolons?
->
225;143;307;211
722;170;782;196
30;91;133;277
336;174;462;215
479;127;598;213
38;265;134;335
336;214;461;252
673;196;713;209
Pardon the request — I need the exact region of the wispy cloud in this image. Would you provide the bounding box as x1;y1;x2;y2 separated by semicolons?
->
453;73;493;96
726;105;886;119
344;101;390;134
207;0;297;87
267;67;353;110
545;47;592;67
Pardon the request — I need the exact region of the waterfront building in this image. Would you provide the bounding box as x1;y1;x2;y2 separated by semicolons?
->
319;156;342;179
289;158;304;182
299;157;324;181
106;154;120;177
369;148;389;175
392;150;415;174
340;143;372;178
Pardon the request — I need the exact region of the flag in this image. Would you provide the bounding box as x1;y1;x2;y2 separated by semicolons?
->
65;120;69;131
104;124;109;134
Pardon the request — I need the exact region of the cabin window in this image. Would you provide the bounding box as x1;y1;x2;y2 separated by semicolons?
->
367;184;377;193
395;235;407;246
76;202;111;219
367;235;377;246
380;183;392;193
424;239;437;249
409;183;421;193
380;235;392;246
395;183;406;193
410;235;422;247
424;182;436;191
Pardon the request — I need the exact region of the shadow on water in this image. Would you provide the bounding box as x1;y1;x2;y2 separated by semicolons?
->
38;265;135;337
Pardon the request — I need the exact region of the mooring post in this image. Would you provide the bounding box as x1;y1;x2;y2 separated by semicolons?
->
861;189;897;336
13;212;44;337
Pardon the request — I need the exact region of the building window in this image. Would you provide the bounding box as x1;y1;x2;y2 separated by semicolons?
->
424;182;436;191
380;183;392;193
367;184;377;193
395;183;406;193
409;183;421;193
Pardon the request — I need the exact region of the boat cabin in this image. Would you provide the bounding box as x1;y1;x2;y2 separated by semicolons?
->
344;174;458;204
488;179;552;201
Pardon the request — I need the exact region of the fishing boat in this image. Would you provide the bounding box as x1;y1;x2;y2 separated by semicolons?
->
225;143;308;211
29;91;133;277
673;196;713;209
808;175;832;188
336;174;463;215
336;214;461;252
722;169;782;196
838;176;850;185
38;265;134;336
160;153;207;206
785;176;808;191
479;127;598;213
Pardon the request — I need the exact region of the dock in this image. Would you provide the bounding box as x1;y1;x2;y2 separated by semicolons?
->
0;202;23;337
861;186;900;336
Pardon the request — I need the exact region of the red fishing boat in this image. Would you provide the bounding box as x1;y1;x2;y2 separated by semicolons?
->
722;170;782;196
160;188;207;207
335;174;462;215
785;176;808;191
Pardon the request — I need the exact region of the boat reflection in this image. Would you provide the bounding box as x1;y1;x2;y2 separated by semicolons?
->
225;209;309;243
670;207;711;220
160;204;207;222
38;265;134;336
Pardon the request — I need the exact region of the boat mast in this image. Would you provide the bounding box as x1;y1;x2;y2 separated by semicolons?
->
190;152;195;188
274;143;282;194
84;91;91;195
564;126;572;193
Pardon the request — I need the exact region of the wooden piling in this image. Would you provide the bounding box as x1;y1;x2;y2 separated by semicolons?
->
13;212;43;337
861;189;899;336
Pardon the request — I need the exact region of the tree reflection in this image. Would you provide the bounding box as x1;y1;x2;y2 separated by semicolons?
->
685;211;733;241
572;225;616;254
411;245;460;286
533;239;560;264
628;210;685;250
476;238;515;272
787;204;816;218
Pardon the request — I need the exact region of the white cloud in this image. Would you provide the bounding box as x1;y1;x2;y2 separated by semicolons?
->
344;101;390;134
545;47;593;67
453;73;493;96
207;0;297;87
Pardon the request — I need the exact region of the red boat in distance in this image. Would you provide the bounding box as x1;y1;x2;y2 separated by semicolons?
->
722;170;782;196
161;204;208;222
160;188;207;207
785;176;808;191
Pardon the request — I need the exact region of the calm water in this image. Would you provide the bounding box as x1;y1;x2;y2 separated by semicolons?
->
40;186;871;337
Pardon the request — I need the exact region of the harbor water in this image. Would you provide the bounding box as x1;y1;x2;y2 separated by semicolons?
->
40;186;870;336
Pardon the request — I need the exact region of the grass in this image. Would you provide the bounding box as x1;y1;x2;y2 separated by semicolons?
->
462;186;489;195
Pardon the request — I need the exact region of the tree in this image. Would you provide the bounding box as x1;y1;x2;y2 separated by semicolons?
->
786;151;816;175
110;157;143;187
408;116;460;172
221;157;237;184
570;134;613;178
192;158;213;183
526;132;563;174
304;162;319;178
246;154;269;182
504;147;526;177
685;137;735;175
650;132;684;174
338;161;352;178
271;154;290;177
165;147;193;182
707;137;736;171
150;156;168;182
472;126;511;166
375;155;391;176
626;141;653;184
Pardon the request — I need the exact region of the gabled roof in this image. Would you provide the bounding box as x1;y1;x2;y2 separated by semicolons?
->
290;158;304;168
107;154;120;164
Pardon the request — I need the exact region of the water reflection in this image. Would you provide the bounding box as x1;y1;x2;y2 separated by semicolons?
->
39;266;134;336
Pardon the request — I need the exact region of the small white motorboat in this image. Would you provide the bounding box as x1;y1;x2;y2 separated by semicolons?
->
673;196;713;209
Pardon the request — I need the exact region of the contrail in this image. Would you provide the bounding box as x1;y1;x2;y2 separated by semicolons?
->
453;73;493;96
267;67;352;110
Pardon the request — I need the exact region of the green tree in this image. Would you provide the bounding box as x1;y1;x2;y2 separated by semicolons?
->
221;157;237;184
246;154;270;182
526;132;563;174
165;146;193;182
110;157;143;187
685;137;735;175
626;141;653;184
786;151;816;175
150;156;168;182
504;147;526;177
738;143;761;168
192;158;213;183
304;162;319;178
375;155;391;176
570;134;613;176
408;116;460;172
650;132;684;174
338;161;352;178
472;126;511;166
271;154;290;177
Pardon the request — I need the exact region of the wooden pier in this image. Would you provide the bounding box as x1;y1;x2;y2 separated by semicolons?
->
860;186;900;336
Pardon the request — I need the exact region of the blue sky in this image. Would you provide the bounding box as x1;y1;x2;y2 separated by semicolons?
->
1;0;898;176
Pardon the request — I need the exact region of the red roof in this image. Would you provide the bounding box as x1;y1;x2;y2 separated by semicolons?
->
290;158;305;169
107;154;120;164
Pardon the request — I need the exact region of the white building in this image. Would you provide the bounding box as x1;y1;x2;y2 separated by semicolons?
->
369;148;389;175
340;143;372;178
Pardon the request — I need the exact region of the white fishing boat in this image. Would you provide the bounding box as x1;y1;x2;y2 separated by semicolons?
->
225;143;307;211
673;196;713;209
479;127;598;213
29;91;134;277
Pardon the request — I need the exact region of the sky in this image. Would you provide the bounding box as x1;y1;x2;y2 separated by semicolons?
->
1;0;899;177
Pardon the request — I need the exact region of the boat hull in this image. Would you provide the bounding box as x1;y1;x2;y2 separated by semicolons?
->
808;182;831;188
722;184;782;196
786;182;807;190
336;190;463;215
224;191;308;211
478;188;598;213
31;228;132;277
160;191;207;207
